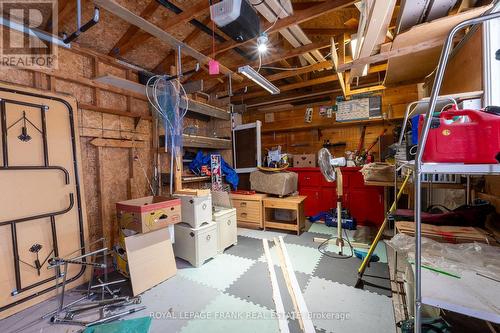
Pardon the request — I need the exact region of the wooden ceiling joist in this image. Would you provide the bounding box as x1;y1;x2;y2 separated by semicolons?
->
239;63;387;100
94;0;242;81
109;0;210;57
245;88;341;109
248;41;330;69
154;16;211;73
337;36;446;72
200;0;357;57
349;0;396;80
108;0;160;56
253;0;324;66
302;28;357;36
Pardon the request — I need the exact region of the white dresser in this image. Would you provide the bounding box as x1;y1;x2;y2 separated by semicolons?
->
213;207;237;253
173;222;218;267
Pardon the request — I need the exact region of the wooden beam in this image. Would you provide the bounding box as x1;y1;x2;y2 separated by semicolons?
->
108;0;160;56
58;0;76;29
200;0;356;57
94;0;242;82
279;59;303;82
115;0;211;56
240;63;387;100
80;103;152;120
241;74;339;100
302;28;356;35
247;42;330;69
182;135;232;149
347;84;386;96
262;239;289;333
91;138;148;148
180;99;230;120
292;1;326;11
337;36;446;72
210;60;333;95
246;88;340;108
153;16;210;73
331;36;347;97
350;0;396;79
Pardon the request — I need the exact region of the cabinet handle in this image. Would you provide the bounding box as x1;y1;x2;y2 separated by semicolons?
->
240;212;247;217
240;202;247;207
227;220;231;226
206;235;211;241
202;203;207;210
189;199;194;204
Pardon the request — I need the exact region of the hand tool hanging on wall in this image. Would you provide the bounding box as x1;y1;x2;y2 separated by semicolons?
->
355;128;388;165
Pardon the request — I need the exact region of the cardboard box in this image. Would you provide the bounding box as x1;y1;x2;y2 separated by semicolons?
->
116;196;181;234
124;228;177;296
115;225;175;277
293;154;316;167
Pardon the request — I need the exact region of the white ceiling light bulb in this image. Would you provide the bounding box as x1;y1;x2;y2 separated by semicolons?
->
257;33;268;54
257;43;268;53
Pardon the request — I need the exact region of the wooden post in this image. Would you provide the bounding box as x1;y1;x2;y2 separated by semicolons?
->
96;146;107;247
170;64;183;193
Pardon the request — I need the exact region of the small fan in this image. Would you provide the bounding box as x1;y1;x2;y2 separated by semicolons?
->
318;148;346;181
318;148;349;255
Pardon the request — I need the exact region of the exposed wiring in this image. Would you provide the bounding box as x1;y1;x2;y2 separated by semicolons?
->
317;227;354;259
257;52;262;72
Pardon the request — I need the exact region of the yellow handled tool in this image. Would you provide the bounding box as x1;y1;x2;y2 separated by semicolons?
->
355;169;412;287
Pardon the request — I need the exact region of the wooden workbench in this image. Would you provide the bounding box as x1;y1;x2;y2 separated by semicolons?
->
262;196;307;235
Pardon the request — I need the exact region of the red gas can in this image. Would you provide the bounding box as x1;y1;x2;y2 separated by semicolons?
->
419;107;500;164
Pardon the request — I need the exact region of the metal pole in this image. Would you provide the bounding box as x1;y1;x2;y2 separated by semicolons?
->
58;263;69;312
76;0;82;30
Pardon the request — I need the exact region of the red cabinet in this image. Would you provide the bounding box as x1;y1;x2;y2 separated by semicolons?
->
289;167;385;226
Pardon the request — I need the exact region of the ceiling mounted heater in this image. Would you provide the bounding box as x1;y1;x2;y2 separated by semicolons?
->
238;65;280;95
210;0;260;42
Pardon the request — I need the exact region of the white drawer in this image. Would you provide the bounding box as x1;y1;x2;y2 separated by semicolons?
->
213;208;237;253
173;222;218;267
175;194;212;228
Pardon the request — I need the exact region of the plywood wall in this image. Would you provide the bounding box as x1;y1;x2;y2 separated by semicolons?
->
242;84;419;160
0;43;227;247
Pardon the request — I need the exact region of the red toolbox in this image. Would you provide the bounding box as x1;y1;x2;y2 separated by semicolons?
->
419;107;500;164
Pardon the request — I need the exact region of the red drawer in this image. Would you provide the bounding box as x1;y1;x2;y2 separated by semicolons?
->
298;171;322;187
